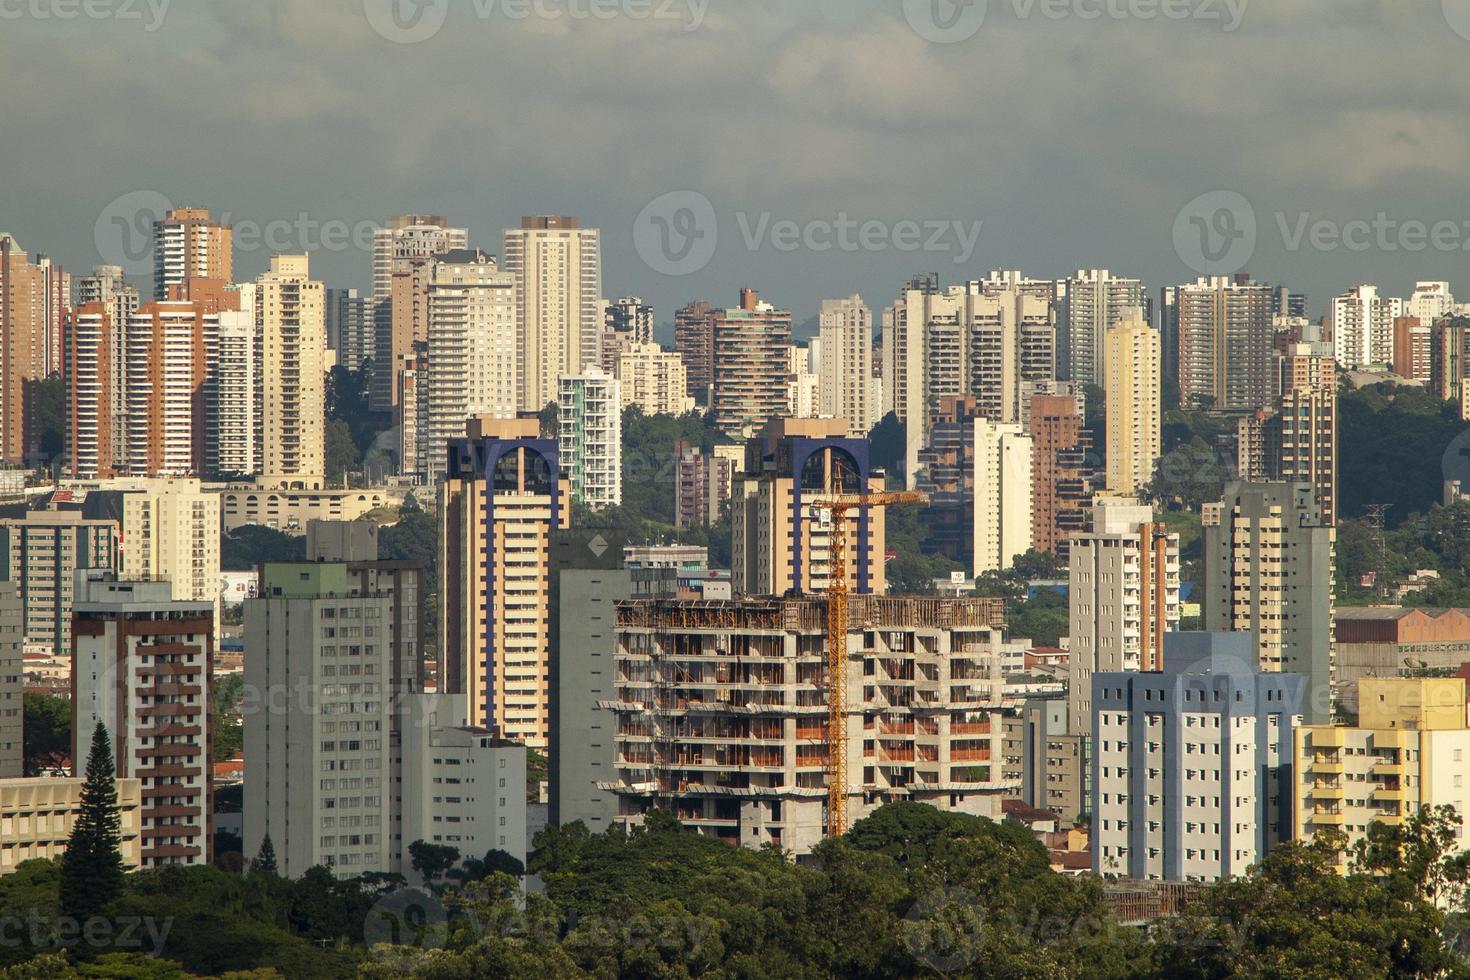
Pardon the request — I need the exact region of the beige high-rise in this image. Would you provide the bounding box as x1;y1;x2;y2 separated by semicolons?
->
254;255;325;488
817;295;877;434
503;217;602;413
1103;314;1161;498
0;235;47;465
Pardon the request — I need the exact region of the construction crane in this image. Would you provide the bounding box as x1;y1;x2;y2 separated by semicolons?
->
811;477;928;837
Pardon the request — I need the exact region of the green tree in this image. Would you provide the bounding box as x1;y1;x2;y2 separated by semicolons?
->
408;840;459;883
221;525;305;571
324;419;359;483
22;693;70;775
59;723;125;923
1146;437;1230;511
249;835;278;876
212;674;244;760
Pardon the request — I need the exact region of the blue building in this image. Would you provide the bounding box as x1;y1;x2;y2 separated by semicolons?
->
1092;632;1303;882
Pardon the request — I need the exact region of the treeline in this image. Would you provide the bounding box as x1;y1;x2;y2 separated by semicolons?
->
8;801;1470;977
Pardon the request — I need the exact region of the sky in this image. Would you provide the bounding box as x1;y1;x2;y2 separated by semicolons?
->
4;0;1470;326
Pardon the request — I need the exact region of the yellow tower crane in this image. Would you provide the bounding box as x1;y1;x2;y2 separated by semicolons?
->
811;480;928;837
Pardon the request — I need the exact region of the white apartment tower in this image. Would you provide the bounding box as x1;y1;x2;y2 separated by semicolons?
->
1058;269;1146;386
558;367;622;509
503;216;602;412
1332;284;1404;369
425;248;519;478
970;419;1033;577
817;295;877;434
616;342;694;416
209;303;259;478
1406;281;1455;325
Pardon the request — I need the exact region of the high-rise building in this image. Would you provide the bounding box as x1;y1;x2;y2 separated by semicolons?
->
1431;316;1470;402
711;289;792;436
64;478;222;618
72;572;214;867
674;440;739;529
0;511;118;654
208;302;258;477
674;299;716;405
503;216;602;412
152;208;231;301
616;342;693;416
970;419;1033;577
817;295;878;434
1174;275;1274;410
397;341;427;479
731;418;885;596
1332;284;1403;370
326;287;373;371
1405;281;1455;325
604;596;1012;853
425;249;519;479
1067;498;1180;735
439;418;569;746
35;255;69;380
1203;482;1335;723
1057;269;1145;386
558;367;622;509
0;234;49;465
370;216;468;412
1239;344;1338;526
1295;676;1470;872
603;295;653;343
1029;392;1092;559
65;302;115;478
1103;314;1161;498
125;300;214;477
1392;316;1432;383
884;281;1055;488
0;584;18;777
73;266;138;473
254;255;326;488
786;343;821;419
1092;632;1302;882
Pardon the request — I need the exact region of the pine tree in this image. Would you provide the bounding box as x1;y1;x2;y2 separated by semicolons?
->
59;722;125;923
250;833;279;876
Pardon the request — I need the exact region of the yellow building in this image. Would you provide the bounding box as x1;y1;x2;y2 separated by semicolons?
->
1103;313;1161;498
0;777;142;874
1295;676;1470;871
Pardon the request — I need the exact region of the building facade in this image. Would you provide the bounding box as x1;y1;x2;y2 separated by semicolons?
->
558;367;622;509
1103;315;1161;497
504;216;602;413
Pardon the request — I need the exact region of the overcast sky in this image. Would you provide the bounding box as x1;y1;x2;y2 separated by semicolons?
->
4;0;1469;326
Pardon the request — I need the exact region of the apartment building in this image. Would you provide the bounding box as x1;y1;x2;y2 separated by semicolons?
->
0;777;141;875
152;208;231;300
616;342;694;416
209;301;258;477
1332;284;1404;370
65;302;115;478
1092;632;1302;883
1295;676;1470;873
603;295;654;343
1406;281;1455;324
558;367;622;509
711;289;792;437
1057;269;1146;386
370;215;468;411
0;511;118;653
439;417;570;746
602;596;1012;853
1002;697;1089;823
425;248;519;478
674;300;716;405
674;441;740;529
1238;345;1338;526
1029;393;1092;559
326;287;373;370
730;418;885;596
504;216;602;412
0;584;18;777
971;419;1033;577
1068;498;1181;736
1202;482;1336;723
125;300;214;477
73;266;139;475
1392;316;1432;384
1103;314;1161;497
72;573;214;867
1173;275;1274;410
817;295;878;434
1;235;53;464
254;254;326;488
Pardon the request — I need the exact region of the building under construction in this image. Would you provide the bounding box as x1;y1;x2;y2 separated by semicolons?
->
599;595;1016;854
